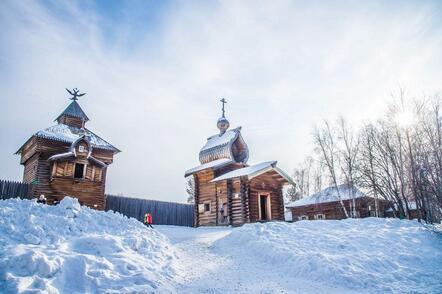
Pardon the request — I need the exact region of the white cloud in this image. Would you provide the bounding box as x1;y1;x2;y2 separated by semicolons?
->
1;0;442;202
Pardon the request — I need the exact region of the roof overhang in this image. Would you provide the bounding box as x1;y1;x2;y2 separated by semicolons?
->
16;125;121;155
210;161;295;185
185;158;236;177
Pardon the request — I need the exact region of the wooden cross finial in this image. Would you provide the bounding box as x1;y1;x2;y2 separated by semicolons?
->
66;88;86;101
220;98;227;118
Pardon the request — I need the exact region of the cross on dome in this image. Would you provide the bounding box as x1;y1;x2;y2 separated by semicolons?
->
217;98;230;135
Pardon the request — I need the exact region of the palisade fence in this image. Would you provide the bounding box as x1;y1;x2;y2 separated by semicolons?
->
0;179;34;200
105;194;194;227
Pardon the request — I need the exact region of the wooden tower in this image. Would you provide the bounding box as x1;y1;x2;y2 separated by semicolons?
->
185;99;294;226
16;89;120;209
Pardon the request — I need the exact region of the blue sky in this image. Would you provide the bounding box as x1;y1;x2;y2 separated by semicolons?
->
1;0;442;202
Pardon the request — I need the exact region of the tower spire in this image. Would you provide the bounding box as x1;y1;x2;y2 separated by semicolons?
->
217;98;230;135
220;98;227;118
55;88;89;128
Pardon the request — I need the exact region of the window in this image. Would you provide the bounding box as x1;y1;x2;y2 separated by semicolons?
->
315;214;326;220
74;163;85;179
298;215;308;221
79;145;85;153
204;202;211;213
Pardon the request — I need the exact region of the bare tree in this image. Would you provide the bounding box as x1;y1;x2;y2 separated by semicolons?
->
292;91;442;223
337;117;360;217
314;121;349;218
293;156;314;199
284;184;299;203
185;177;195;204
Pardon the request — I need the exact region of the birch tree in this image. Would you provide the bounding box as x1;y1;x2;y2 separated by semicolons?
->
314;121;349;218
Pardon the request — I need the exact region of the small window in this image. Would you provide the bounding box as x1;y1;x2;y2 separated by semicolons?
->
74;163;85;179
298;215;308;221
198;204;205;213
204;202;211;213
79;145;85;153
315;214;326;220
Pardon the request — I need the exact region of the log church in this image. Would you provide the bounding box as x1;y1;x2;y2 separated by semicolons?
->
185;99;294;226
15;89;120;209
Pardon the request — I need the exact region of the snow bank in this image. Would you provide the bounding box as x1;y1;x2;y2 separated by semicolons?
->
213;218;442;293
0;197;179;293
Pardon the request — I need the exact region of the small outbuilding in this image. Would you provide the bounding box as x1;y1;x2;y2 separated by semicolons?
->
185;100;294;226
287;184;389;221
385;201;420;219
15;89;120;209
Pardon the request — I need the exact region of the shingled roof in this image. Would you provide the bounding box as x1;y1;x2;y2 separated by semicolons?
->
55;100;89;122
198;127;249;164
286;184;368;208
16;124;120;154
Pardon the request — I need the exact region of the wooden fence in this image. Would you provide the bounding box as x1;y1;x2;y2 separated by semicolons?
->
105;194;194;227
0;179;34;200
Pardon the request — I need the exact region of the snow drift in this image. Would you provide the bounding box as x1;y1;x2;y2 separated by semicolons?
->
213;218;442;293
0;197;179;293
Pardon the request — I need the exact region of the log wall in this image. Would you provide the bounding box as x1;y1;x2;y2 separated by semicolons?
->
19;136;114;210
194;169;217;226
193;167;287;226
248;170;285;222
289;197;390;221
57;115;84;128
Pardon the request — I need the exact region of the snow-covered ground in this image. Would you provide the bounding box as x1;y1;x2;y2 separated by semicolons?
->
0;197;180;293
1;198;441;293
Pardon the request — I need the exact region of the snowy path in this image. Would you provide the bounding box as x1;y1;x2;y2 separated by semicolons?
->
157;226;352;293
2;199;440;293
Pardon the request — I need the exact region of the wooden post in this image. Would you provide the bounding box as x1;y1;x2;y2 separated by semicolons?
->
240;177;248;224
194;175;199;227
227;179;233;226
279;183;285;221
215;182;219;226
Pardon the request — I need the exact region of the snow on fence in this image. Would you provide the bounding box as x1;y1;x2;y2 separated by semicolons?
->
105;194;194;227
0;179;33;200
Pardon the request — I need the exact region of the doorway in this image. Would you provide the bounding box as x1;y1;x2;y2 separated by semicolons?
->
258;193;271;221
218;200;229;225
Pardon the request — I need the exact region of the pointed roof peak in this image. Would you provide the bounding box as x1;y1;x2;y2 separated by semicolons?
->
55;99;89;122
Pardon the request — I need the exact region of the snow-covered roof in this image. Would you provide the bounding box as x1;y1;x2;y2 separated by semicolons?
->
198;127;249;164
17;123;120;153
184;158;235;177
201;129;238;152
55;100;89;122
211;161;294;184
386;201;417;212
287;185;367;208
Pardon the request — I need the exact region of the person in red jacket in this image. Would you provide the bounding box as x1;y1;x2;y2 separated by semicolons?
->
144;212;153;228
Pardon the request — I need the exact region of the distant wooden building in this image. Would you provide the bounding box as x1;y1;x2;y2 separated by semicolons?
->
185;99;294;226
287;185;389;221
15;89;120;209
385;201;420;219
